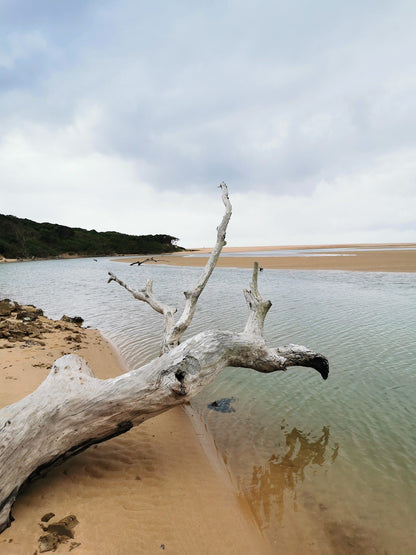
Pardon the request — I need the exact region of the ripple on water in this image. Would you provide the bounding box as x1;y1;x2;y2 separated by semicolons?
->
1;260;415;552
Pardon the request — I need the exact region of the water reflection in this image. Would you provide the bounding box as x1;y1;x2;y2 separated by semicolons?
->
247;425;339;527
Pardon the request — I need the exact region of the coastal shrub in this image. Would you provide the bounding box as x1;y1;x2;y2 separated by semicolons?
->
0;214;183;259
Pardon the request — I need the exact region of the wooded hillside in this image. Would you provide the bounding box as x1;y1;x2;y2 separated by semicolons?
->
0;214;182;259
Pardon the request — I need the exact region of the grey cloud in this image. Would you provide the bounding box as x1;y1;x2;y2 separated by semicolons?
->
1;0;416;197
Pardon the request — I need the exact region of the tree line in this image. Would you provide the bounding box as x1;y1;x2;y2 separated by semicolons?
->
0;214;182;259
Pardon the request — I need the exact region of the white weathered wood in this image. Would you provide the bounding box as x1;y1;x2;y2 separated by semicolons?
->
107;273;177;341
0;330;327;533
109;181;232;353
0;182;329;533
243;261;272;337
165;182;232;350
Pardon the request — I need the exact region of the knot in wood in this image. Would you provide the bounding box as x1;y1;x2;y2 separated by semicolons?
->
168;356;201;396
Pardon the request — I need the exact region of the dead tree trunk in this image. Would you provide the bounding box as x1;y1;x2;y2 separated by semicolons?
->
0;183;328;533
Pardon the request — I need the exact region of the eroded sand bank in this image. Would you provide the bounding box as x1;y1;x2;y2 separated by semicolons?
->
0;303;270;554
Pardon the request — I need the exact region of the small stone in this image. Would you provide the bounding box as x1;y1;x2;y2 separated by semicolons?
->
41;513;55;523
38;533;59;553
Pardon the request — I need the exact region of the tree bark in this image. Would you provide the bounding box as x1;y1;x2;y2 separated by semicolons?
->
0;182;329;533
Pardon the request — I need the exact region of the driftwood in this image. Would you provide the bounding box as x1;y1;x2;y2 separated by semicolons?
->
0;182;328;534
129;257;162;266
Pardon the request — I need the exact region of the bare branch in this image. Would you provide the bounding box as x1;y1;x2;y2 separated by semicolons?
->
108;272;176;338
130;257;160;266
243;262;272;337
109;182;232;353
165;182;232;350
227;338;329;380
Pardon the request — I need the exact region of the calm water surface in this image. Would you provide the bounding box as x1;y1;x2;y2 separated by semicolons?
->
184;245;416;257
1;258;415;553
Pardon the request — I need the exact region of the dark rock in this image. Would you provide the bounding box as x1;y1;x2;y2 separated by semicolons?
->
61;315;84;326
38;514;79;553
38;533;59;553
41;513;55;523
64;334;82;343
16;305;43;321
0;299;16;317
207;397;237;413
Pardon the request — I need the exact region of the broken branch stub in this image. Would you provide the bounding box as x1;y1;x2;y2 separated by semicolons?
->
243;261;272;338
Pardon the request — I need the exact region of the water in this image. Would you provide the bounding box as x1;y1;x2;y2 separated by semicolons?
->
1;258;415;553
183;245;416;258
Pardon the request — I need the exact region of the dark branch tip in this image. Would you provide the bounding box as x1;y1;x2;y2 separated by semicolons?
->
306;354;329;380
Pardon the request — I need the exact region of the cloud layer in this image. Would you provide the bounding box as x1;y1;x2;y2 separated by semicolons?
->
1;0;415;246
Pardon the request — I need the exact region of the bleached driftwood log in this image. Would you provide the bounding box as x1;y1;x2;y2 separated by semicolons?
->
0;183;328;533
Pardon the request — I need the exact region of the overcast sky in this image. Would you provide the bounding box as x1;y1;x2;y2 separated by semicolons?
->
1;0;415;247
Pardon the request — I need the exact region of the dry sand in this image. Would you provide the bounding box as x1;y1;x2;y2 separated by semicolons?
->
0;304;270;554
116;243;416;272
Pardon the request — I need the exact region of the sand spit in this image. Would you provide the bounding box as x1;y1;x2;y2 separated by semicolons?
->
115;243;416;272
0;302;270;554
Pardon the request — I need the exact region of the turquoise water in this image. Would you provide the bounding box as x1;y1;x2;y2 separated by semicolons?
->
1;258;415;553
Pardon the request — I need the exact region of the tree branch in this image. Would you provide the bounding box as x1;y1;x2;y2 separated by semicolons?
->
108;182;232;353
164;182;232;350
107;272;176;338
130;257;160;266
243;262;272;337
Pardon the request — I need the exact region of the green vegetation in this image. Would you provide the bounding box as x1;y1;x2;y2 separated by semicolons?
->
0;214;183;259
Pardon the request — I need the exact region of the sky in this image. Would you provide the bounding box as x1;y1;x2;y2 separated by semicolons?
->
1;0;415;248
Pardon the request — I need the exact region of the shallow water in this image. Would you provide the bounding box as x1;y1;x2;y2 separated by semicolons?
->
1;258;415;553
184;245;416;257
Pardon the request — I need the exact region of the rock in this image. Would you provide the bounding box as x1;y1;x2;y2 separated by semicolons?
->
61;315;84;326
207;397;237;413
40;513;55;523
45;515;79;537
38;533;59;553
0;320;45;342
16;305;44;321
64;334;82;343
0;299;16;317
38;514;79;552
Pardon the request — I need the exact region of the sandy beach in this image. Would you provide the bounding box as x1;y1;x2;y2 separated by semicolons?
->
116;243;416;272
0;302;270;554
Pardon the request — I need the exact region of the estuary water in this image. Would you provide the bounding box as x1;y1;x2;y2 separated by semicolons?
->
1;258;415;553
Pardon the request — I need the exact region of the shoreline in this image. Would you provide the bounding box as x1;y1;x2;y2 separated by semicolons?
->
0;303;270;554
114;243;416;273
0;251;183;265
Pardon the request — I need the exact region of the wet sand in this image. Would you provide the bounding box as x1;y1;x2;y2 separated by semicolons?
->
0;305;270;554
117;243;416;272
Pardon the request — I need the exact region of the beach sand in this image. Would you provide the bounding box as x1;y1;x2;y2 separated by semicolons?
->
116;243;416;272
0;304;270;554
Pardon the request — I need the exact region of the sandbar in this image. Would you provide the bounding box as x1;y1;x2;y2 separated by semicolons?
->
116;243;416;272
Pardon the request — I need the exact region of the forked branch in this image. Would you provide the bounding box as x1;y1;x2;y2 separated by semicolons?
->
107;272;176;335
109;182;232;353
